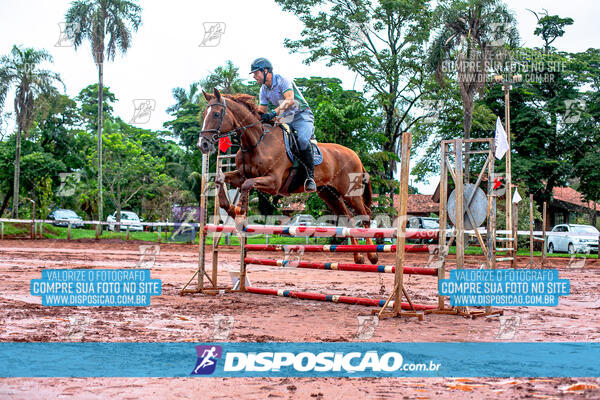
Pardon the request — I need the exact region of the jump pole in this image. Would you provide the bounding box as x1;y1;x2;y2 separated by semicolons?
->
244;257;438;275
244;244;430;253
246;287;437;311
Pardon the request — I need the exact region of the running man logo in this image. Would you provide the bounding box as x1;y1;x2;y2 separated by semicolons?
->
496;316;521;340
129;99;156;124
191;345;223;375
136;245;160;268
346;172;365;196
355;315;379;340
283;246;304;268
199;22;226;47
55;22;80;47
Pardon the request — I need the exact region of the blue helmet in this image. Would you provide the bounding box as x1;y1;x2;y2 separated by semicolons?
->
250;58;273;74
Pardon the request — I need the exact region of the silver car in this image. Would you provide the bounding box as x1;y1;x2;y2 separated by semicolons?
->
107;211;144;232
547;224;599;254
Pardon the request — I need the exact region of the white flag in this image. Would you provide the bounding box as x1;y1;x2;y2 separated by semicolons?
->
495;117;509;160
512;188;522;204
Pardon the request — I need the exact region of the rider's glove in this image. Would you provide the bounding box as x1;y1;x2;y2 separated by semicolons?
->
260;111;277;122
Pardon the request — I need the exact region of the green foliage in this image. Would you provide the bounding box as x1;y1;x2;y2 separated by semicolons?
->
75;83;117;130
427;0;519;156
528;9;574;52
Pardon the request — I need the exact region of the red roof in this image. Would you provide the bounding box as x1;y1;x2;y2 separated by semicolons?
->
393;194;439;215
553;187;600;211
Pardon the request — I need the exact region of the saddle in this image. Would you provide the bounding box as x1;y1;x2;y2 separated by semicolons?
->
280;123;323;166
278;123;323;195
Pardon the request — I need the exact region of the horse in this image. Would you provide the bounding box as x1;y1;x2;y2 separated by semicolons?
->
198;88;378;265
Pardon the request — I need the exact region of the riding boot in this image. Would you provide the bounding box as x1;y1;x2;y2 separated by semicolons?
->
298;147;317;192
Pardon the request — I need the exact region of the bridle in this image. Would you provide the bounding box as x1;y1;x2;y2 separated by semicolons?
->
200;97;266;153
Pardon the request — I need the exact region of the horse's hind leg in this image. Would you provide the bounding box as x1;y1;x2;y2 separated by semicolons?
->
317;186;366;265
344;194;378;264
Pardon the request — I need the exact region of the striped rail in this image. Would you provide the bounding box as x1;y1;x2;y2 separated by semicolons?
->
246;287;437;311
244;257;438;275
244;244;430;253
205;224;439;239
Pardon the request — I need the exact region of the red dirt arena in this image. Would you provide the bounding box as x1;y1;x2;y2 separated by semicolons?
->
1;238;600;399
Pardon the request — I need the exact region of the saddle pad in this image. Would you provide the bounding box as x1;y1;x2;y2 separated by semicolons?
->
282;129;323;166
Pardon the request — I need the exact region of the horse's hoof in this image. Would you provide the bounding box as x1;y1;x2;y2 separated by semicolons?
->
368;253;379;265
234;215;247;231
354;254;365;265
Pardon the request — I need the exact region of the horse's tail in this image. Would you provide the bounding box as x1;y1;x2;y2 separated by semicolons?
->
362;167;373;217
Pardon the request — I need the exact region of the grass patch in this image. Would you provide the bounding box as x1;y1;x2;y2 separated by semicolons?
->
0;222;598;259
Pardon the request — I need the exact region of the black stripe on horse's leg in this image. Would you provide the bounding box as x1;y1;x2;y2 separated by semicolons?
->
317;186;365;265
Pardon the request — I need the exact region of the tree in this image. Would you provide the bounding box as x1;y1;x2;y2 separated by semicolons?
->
527;9;573;54
99;120;167;228
199;60;259;95
75;83;117;131
166;82;201;115
427;0;518;177
0;45;62;217
66;0;142;231
571;49;600;211
274;0;432;186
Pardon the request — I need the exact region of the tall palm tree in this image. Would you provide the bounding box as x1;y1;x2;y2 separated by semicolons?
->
0;45;62;217
428;0;518;176
65;0;142;233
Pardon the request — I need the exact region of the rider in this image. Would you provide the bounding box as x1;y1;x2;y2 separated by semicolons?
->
250;57;317;192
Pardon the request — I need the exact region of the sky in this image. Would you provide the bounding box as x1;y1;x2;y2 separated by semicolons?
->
1;0;598;193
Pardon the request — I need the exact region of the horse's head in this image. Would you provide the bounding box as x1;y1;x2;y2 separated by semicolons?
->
198;88;235;154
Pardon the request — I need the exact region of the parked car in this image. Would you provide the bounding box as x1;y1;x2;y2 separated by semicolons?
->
107;211;144;232
547;224;599;254
407;216;452;244
48;209;84;228
288;214;315;226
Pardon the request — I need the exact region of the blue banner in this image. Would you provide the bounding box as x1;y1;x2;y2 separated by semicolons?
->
1;342;598;377
439;269;569;306
30;269;161;306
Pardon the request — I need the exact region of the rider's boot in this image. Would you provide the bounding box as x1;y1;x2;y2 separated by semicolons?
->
298;147;317;192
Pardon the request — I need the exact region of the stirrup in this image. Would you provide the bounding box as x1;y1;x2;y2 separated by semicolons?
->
304;178;316;192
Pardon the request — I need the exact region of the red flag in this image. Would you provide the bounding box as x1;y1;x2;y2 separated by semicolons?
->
493;177;503;190
218;136;232;152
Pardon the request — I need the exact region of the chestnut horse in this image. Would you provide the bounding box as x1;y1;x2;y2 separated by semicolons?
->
198;88;378;265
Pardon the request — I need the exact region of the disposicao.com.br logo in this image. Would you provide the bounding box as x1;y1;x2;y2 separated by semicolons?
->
191;347;441;376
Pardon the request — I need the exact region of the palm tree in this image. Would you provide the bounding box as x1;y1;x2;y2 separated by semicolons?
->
428;0;518;177
166;82;201;115
0;45;62;217
65;0;142;233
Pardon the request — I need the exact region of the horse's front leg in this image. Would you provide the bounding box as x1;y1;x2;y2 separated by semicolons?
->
237;175;280;223
215;170;245;220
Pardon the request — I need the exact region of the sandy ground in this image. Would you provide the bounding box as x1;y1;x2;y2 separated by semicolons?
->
1;238;599;399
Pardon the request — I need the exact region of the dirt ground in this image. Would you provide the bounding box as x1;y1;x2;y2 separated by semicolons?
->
1;238;599;399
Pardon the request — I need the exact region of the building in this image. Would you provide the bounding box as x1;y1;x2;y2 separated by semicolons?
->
547;187;600;229
393;194;439;217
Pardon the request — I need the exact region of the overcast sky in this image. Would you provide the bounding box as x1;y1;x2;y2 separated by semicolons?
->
1;0;598;193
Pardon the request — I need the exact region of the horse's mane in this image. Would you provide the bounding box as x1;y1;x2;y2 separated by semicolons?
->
222;93;261;118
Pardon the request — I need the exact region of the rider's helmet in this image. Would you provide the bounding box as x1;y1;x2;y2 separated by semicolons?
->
250;58;273;74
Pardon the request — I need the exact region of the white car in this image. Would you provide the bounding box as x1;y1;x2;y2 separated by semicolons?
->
107;211;144;232
547;224;599;254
